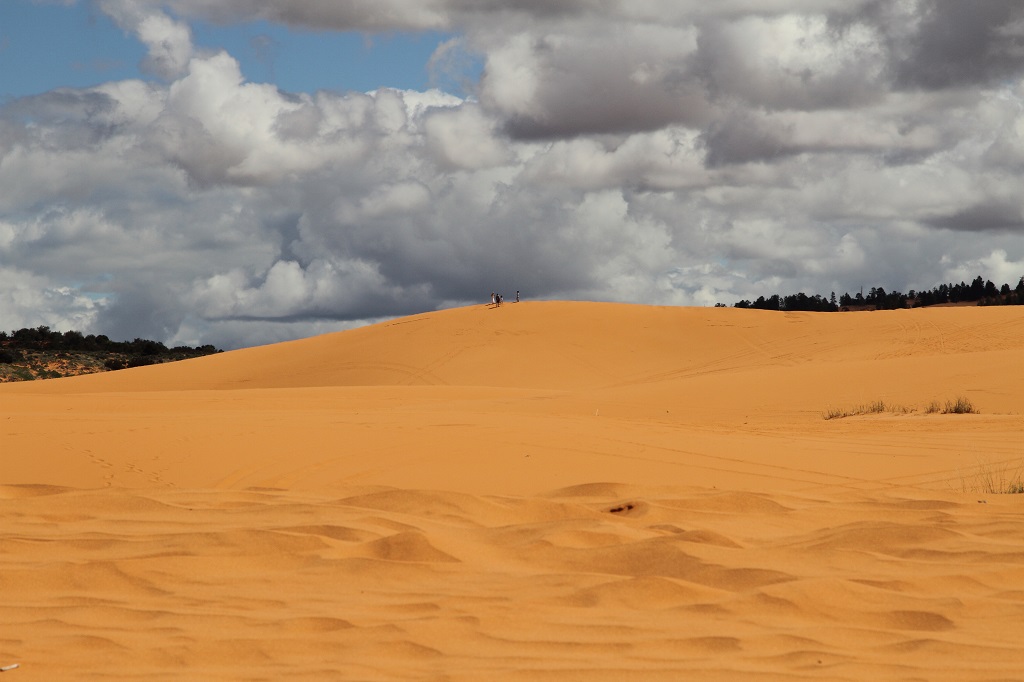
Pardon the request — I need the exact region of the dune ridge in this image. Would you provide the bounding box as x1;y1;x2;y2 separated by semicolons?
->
2;302;1023;679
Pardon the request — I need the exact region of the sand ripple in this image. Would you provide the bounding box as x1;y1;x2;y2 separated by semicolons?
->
3;485;1024;680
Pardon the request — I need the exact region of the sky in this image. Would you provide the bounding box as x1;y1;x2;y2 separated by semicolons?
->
1;1;1024;349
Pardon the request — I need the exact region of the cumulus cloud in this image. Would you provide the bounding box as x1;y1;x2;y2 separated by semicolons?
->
946;249;1024;288
480;24;711;138
424;104;510;169
0;262;104;333
1;0;1024;348
99;0;194;79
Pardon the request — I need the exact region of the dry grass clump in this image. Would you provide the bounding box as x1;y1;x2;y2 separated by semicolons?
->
823;400;910;420
925;396;978;414
825;396;978;420
944;396;978;414
960;460;1024;495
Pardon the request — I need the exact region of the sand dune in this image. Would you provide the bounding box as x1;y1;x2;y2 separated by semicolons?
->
2;302;1023;679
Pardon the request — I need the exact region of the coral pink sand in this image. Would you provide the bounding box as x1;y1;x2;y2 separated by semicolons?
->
2;302;1023;679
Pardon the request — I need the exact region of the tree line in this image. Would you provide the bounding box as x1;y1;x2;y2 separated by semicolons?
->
0;325;220;367
732;275;1024;312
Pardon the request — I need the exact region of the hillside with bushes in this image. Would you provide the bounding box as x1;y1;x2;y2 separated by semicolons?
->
0;326;220;382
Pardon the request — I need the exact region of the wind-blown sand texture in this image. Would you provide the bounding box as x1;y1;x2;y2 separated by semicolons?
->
2;302;1023;680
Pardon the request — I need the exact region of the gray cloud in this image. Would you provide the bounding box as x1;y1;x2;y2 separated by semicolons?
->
1;1;1023;348
929;201;1024;233
892;1;1024;90
701;112;795;167
478;24;712;139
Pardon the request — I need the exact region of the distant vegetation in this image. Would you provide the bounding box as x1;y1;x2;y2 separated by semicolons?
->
824;396;977;420
731;275;1024;311
0;326;220;382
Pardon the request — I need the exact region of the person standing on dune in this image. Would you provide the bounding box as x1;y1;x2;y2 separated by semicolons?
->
516;291;520;303
491;292;496;305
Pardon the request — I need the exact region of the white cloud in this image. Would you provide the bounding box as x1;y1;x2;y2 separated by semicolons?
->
2;1;1024;347
99;0;194;79
0;266;105;333
947;250;1024;288
424;104;511;170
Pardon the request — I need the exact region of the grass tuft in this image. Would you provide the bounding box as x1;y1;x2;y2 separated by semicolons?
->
824;396;979;420
943;396;978;414
960;460;1024;494
823;400;907;420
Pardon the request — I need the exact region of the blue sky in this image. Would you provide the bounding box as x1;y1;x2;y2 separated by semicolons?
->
1;1;137;97
0;0;473;99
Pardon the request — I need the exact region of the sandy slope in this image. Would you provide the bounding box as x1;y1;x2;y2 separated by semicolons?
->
2;302;1023;679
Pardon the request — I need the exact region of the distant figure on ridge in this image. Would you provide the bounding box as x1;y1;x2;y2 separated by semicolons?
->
516;290;520;303
491;292;496;305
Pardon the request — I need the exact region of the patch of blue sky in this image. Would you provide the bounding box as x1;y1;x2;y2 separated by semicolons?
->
0;0;483;101
0;0;145;99
191;21;480;97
